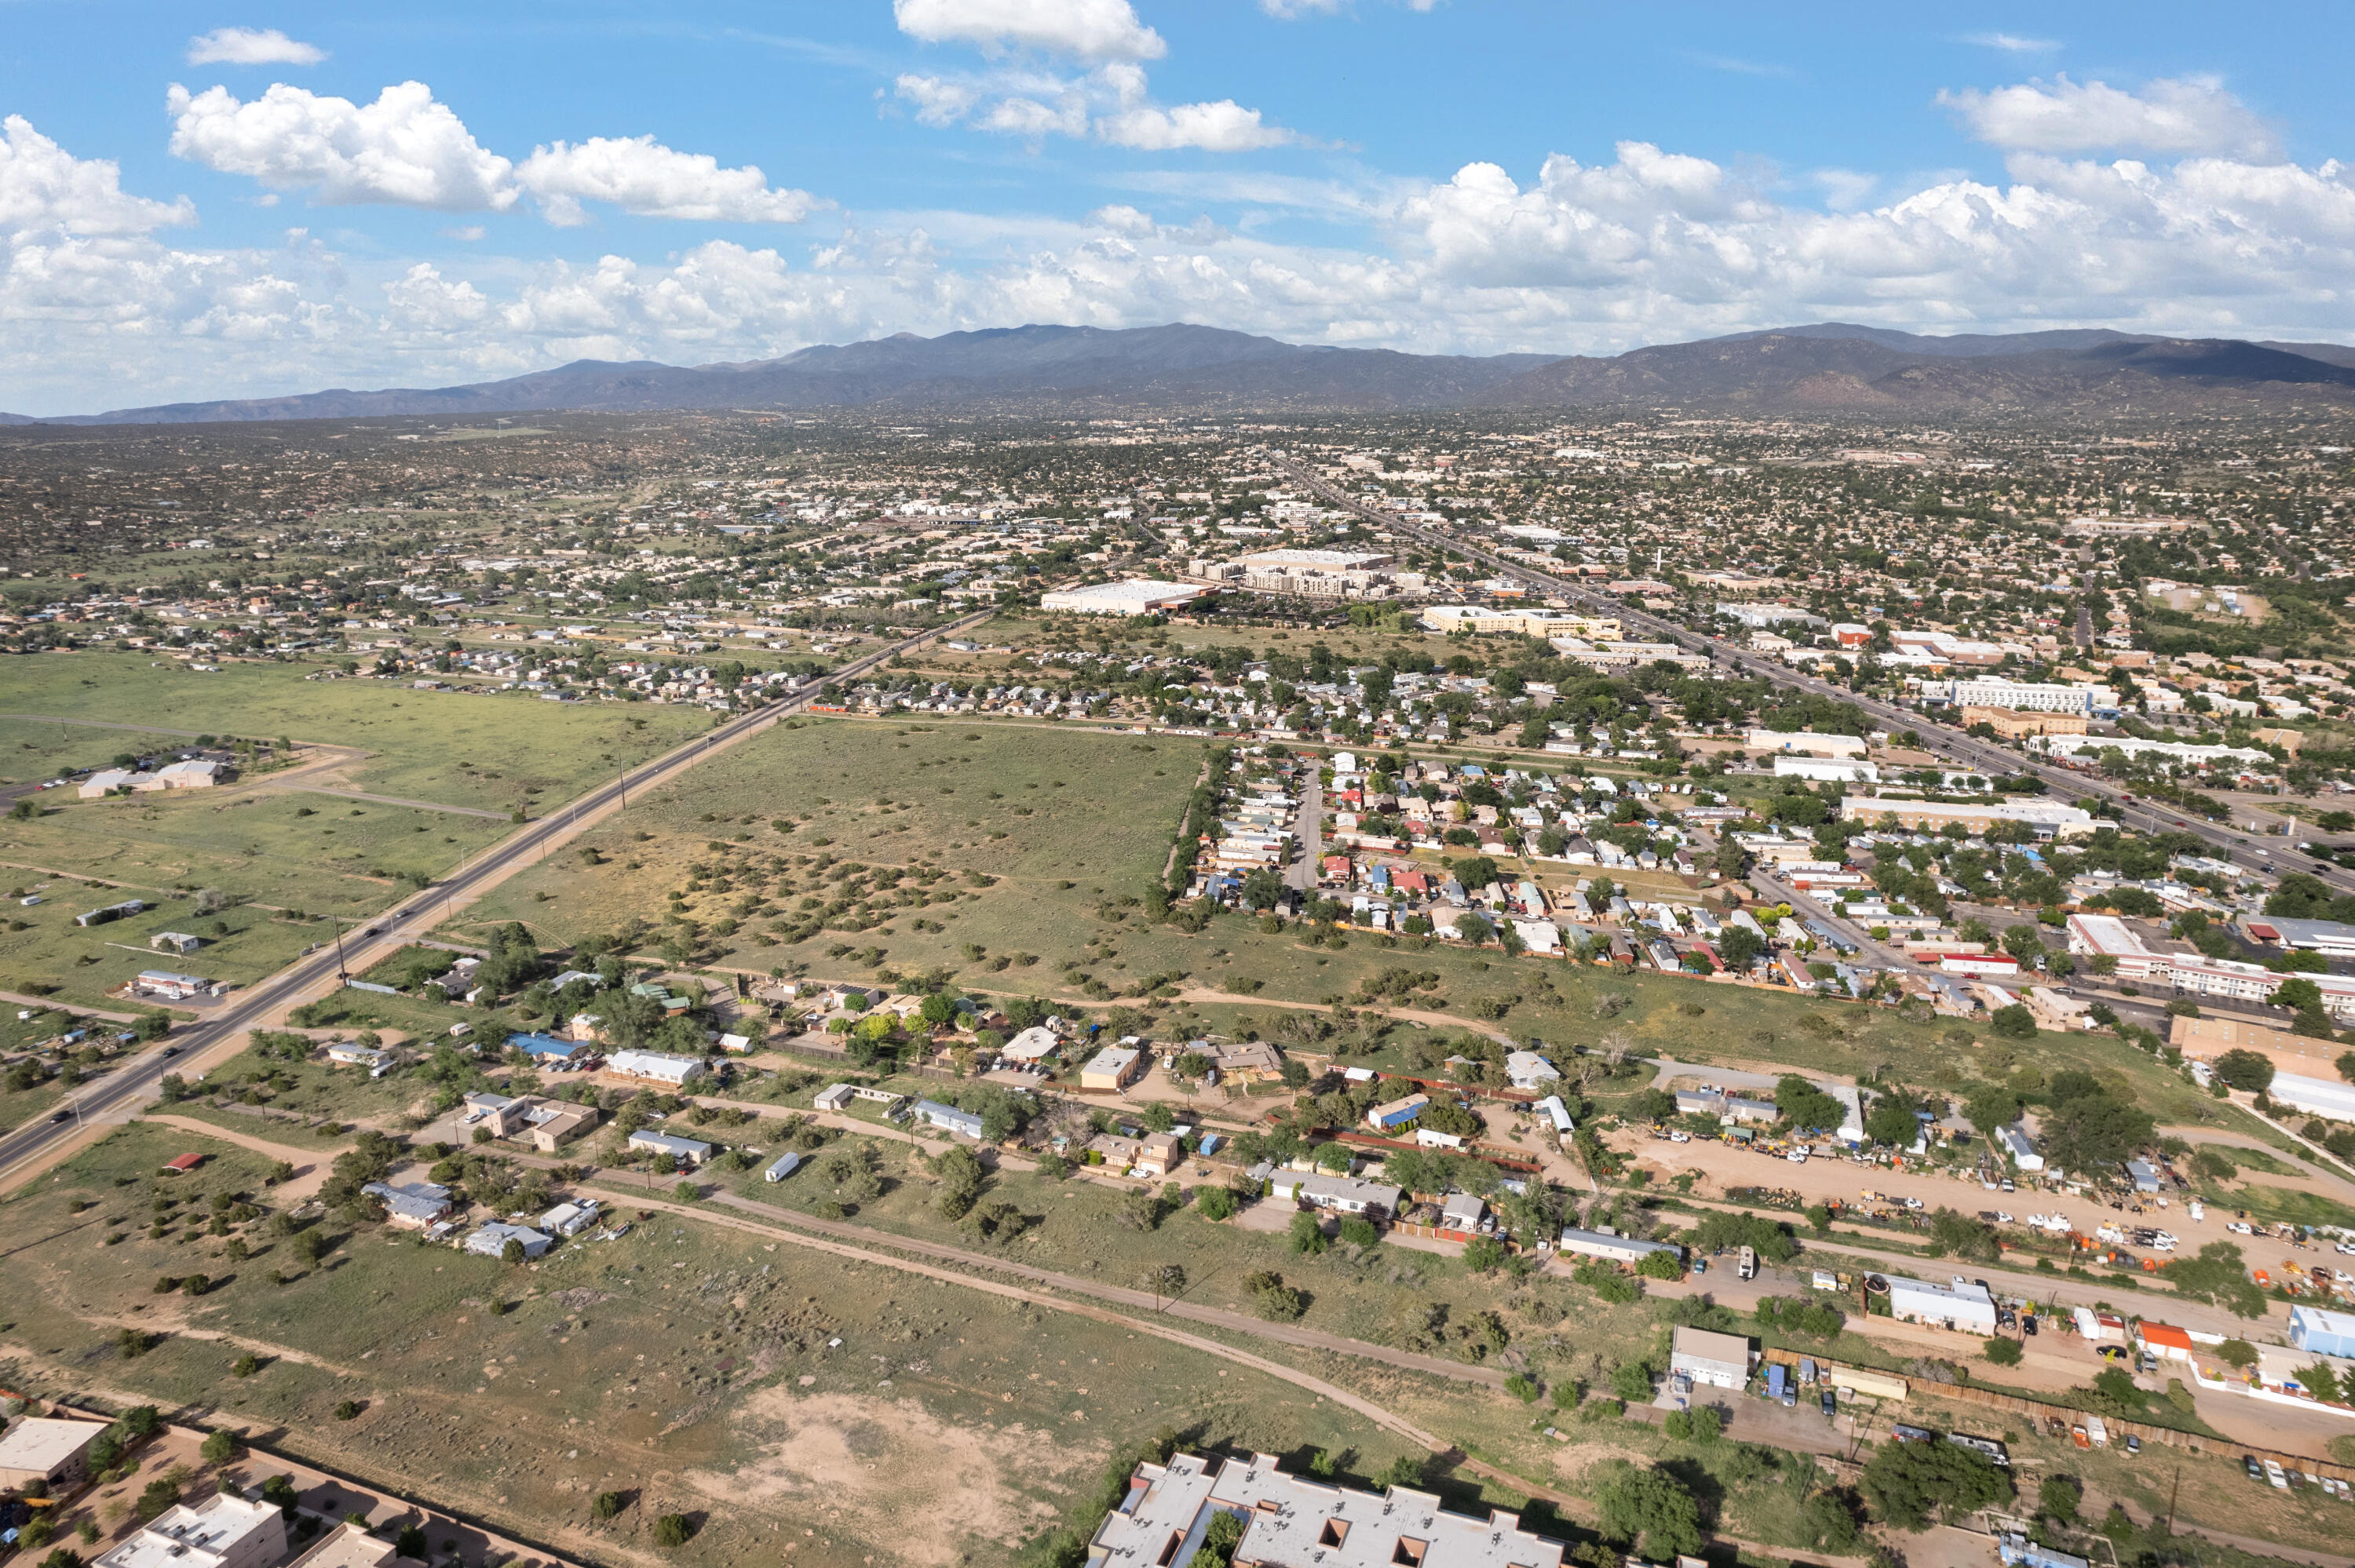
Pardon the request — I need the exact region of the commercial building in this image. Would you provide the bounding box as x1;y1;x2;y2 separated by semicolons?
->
93;1493;286;1568
1039;579;1207;616
1421;605;1621;640
1747;729;1868;757
1839;795;2097;840
1086;1449;1564;1568
2242;917;2355;957
1926;679;2103;715
1961;706;2089;739
1775;755;1879;785
1670;1326;1755;1390
2167;1012;2291;1055
2268;1071;2355;1124
2164;956;2355;1021
2065;913;2167;980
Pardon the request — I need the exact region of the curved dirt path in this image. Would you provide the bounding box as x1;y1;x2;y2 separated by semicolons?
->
579;1184;1464;1451
140;1112;349;1200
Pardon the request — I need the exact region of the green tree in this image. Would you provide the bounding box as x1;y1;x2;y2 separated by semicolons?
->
2169;1242;2269;1318
2039;1474;2083;1524
652;1514;694;1548
1988;1003;2036;1040
1594;1464;1703;1559
1861;1438;2010;1530
2211;1049;2276;1092
934;1145;986;1220
1775;1074;1846;1133
593;1492;626;1522
1287;1209;1327;1254
199;1431;238;1464
1188;1510;1245;1568
1864;1092;1919;1147
1984;1336;2024;1366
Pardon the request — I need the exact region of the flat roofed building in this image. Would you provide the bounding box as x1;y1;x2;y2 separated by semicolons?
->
1039;579;1207;616
1671;1326;1755;1390
1238;548;1393;571
1839;795;2097;840
2269;1070;2355;1123
1746;728;1868;757
1930;679;2102;715
606;1048;705;1086
2244;917;2355;957
1087;1449;1563;1568
2066;913;2167;979
284;1522;425;1568
2167;1012;2289;1055
93;1493;285;1568
2166;955;2355;1020
1962;706;2090;739
1080;1045;1145;1092
0;1414;107;1490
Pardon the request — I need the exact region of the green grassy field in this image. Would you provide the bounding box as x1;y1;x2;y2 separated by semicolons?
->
0;793;507;1006
0;649;699;811
447;717;1196;965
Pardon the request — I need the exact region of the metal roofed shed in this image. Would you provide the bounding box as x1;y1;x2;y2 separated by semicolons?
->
1556;1226;1681;1266
1885;1273;1998;1333
913;1099;988;1140
2290;1304;2355;1360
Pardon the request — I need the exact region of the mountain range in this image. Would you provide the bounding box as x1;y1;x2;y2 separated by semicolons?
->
9;320;2355;425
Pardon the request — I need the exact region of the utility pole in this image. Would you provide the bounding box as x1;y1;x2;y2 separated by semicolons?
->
331;917;350;983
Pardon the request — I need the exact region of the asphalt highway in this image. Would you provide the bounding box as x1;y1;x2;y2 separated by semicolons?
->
1275;456;2354;895
0;608;991;1187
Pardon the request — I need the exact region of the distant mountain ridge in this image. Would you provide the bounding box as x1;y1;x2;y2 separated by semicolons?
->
18;319;2355;425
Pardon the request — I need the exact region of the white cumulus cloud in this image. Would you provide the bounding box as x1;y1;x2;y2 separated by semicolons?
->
1939;74;2278;159
516;137;819;225
186;27;327;67
893;0;1164;60
1;115;196;235
1099;100;1299;152
166;80;519;210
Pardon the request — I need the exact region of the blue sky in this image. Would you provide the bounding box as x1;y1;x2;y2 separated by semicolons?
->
2;1;2350;413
